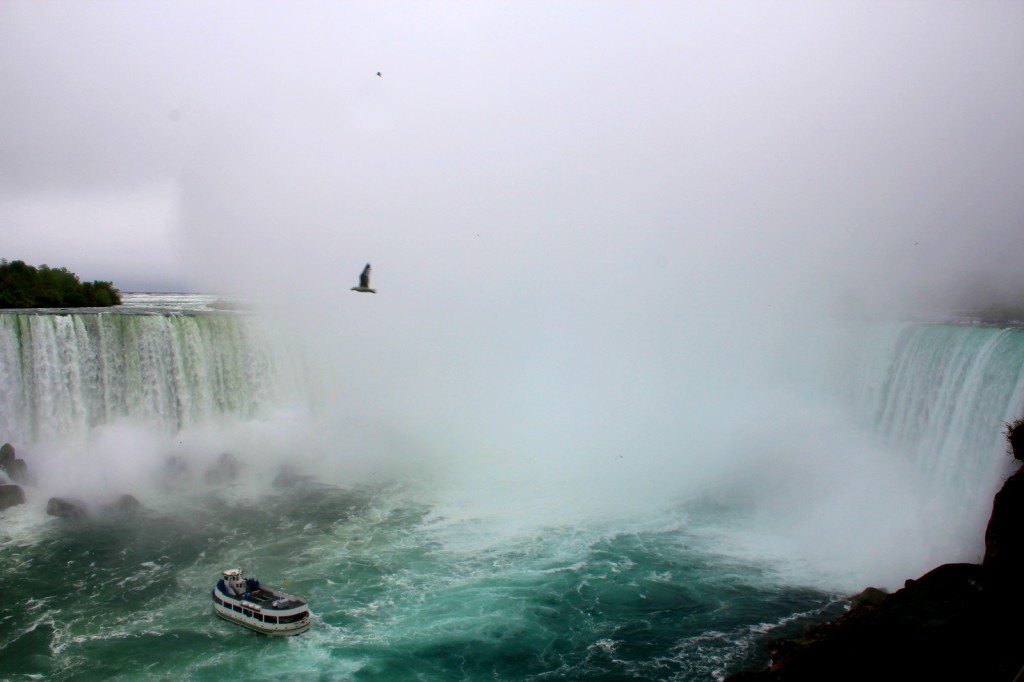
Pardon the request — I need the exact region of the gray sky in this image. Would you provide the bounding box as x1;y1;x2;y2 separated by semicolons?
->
2;1;1022;306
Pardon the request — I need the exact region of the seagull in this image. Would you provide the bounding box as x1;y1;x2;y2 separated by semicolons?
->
376;71;382;77
351;263;377;293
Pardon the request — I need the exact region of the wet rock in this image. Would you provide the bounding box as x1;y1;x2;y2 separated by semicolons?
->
983;467;1024;584
724;565;991;681
1007;419;1024;463
0;442;14;467
106;494;143;516
848;586;888;611
162;455;191;487
0;443;28;483
205;452;242;485
725;464;1024;682
46;496;89;520
0;484;26;510
272;463;313;488
3;458;28;484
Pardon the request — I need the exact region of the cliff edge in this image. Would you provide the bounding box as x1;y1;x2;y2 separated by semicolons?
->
726;423;1024;682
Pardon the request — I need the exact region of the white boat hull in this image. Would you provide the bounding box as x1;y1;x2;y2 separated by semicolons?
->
211;570;311;637
212;598;310;636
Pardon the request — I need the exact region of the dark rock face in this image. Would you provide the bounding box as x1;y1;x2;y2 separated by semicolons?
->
983;468;1024;583
0;484;26;510
726;464;1024;682
0;443;28;483
847;586;887;610
46;497;89;520
1008;422;1024;463
4;458;28;483
0;443;14;467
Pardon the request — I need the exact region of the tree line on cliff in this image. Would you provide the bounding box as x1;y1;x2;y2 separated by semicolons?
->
0;259;121;308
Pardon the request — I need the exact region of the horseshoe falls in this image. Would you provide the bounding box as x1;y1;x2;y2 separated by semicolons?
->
2;296;1023;682
0;312;288;444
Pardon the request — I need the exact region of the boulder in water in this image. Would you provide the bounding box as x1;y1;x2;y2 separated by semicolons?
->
0;443;14;467
3;458;28;484
0;443;28;483
105;494;143;516
161;455;191;488
0;440;29;483
0;484;26;510
46;497;89;520
205;452;242;485
272;463;313;488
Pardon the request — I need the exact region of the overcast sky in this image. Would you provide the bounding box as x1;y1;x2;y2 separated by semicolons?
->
1;1;1022;309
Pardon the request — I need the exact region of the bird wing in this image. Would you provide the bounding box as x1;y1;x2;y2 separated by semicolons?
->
360;263;372;288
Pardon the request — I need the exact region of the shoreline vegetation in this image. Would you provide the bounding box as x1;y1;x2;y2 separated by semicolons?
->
0;259;121;308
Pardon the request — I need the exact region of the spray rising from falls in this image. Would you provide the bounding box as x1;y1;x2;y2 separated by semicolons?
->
3;309;1023;474
0;302;324;504
3;305;1024;575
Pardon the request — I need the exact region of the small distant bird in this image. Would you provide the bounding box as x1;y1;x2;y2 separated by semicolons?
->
351;263;376;293
376;71;382;77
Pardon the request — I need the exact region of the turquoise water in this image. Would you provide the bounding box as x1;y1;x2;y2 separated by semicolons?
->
3;299;1024;681
0;484;841;681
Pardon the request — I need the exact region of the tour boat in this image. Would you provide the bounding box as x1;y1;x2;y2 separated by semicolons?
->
211;568;310;635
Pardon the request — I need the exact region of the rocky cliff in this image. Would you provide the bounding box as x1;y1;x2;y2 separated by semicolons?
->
726;423;1024;681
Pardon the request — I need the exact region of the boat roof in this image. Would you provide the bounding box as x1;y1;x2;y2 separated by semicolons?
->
223;568;243;578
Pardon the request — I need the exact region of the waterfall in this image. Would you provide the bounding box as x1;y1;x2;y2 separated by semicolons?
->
836;321;1024;511
0;311;295;444
4;308;1024;515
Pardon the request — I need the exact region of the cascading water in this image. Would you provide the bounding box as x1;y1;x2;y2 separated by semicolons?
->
0;306;296;445
2;300;1024;681
876;325;1024;483
834;322;1024;512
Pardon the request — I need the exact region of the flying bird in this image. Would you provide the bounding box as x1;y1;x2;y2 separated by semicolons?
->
376;71;382;77
351;263;376;293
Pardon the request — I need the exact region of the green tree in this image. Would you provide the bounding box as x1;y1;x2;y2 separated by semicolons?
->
0;259;122;309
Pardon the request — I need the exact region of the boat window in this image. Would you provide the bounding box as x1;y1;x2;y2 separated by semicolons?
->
279;611;309;624
243;609;253;618
265;615;278;624
233;604;242;613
